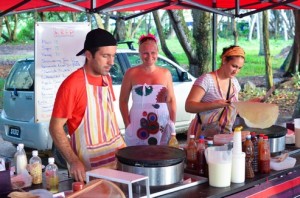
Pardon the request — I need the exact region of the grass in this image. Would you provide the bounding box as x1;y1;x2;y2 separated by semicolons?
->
164;38;293;77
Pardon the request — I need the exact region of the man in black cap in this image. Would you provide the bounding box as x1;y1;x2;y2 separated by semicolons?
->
49;28;126;182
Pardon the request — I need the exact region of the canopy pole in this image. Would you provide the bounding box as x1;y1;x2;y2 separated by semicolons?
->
212;13;217;71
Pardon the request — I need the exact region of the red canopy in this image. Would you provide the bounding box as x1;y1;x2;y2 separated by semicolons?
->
1;0;300;18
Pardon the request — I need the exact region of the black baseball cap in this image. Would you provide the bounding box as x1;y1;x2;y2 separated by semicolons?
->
76;28;117;56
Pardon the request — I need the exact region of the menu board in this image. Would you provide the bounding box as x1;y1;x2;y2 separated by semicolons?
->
34;22;90;123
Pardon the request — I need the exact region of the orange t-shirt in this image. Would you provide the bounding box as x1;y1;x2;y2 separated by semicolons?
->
52;68;115;135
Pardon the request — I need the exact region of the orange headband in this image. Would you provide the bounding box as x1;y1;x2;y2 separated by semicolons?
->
222;46;245;59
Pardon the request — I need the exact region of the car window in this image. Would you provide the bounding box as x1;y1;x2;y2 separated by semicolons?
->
110;58;124;85
127;53;141;67
156;58;180;82
5;60;34;91
126;53;180;82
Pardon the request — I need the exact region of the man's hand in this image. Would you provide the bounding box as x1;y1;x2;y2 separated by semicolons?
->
69;160;86;182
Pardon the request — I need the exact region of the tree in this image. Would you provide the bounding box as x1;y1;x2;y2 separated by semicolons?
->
3;14;18;42
282;10;300;76
262;10;273;90
152;11;179;64
167;10;211;77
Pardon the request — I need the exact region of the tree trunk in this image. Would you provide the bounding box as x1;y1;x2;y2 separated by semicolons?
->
130;16;144;39
263;11;273;90
258;13;264;56
191;10;211;76
167;10;194;63
93;13;104;29
248;14;257;41
284;10;300;76
232;18;238;45
152;11;179;65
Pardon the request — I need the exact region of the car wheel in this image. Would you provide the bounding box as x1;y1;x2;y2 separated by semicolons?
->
52;145;67;169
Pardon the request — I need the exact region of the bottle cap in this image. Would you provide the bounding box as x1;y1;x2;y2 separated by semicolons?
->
207;140;213;145
250;131;256;136
171;132;176;136
246;135;251;140
199;135;205;139
32;150;38;156
189;135;195;139
259;134;264;137
18;143;24;149
48;157;55;164
263;136;269;140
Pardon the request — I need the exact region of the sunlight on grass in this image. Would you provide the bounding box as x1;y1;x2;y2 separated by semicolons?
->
164;38;292;77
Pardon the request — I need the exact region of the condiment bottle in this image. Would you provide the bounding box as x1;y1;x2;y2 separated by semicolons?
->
250;132;259;172
29;150;42;184
243;135;255;179
197;136;208;177
168;132;179;148
14;143;28;175
259;136;271;174
257;134;265;171
45;157;59;193
207;140;213;148
231;126;245;183
186;135;198;170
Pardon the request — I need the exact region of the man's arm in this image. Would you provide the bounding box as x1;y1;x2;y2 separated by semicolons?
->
49;117;86;182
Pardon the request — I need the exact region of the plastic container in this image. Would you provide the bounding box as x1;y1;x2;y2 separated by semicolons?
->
168;132;179;148
205;146;232;187
213;134;233;145
186;135;198;170
45;157;59;193
29;150;42;184
14;143;28;175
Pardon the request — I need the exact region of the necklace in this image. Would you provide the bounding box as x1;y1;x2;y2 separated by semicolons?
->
215;70;230;99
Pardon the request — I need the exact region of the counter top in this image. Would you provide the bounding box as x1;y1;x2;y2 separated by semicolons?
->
4;145;300;198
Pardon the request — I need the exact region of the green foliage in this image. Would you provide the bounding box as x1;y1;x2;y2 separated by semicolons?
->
163;37;292;77
292;72;300;88
17;19;35;41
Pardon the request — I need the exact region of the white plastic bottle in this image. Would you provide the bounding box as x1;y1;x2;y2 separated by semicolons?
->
45;157;59;193
14;143;28;175
29;150;42;184
231;127;245;183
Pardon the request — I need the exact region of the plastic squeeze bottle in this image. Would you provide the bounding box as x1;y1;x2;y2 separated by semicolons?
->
243;135;255;179
250;132;259;172
231;126;246;183
168;132;179;148
14;143;28;175
45;157;59;193
29;150;43;184
197;136;208;177
186;135;198;170
259;136;271;174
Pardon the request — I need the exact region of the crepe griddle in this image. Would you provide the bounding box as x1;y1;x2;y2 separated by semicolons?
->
234;117;286;138
116;145;186;167
242;125;287;138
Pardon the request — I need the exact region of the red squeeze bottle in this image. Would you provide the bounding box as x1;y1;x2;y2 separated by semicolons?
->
259;136;271;174
197;136;208;177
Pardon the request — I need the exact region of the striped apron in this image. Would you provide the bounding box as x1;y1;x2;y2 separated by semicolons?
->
70;71;126;170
